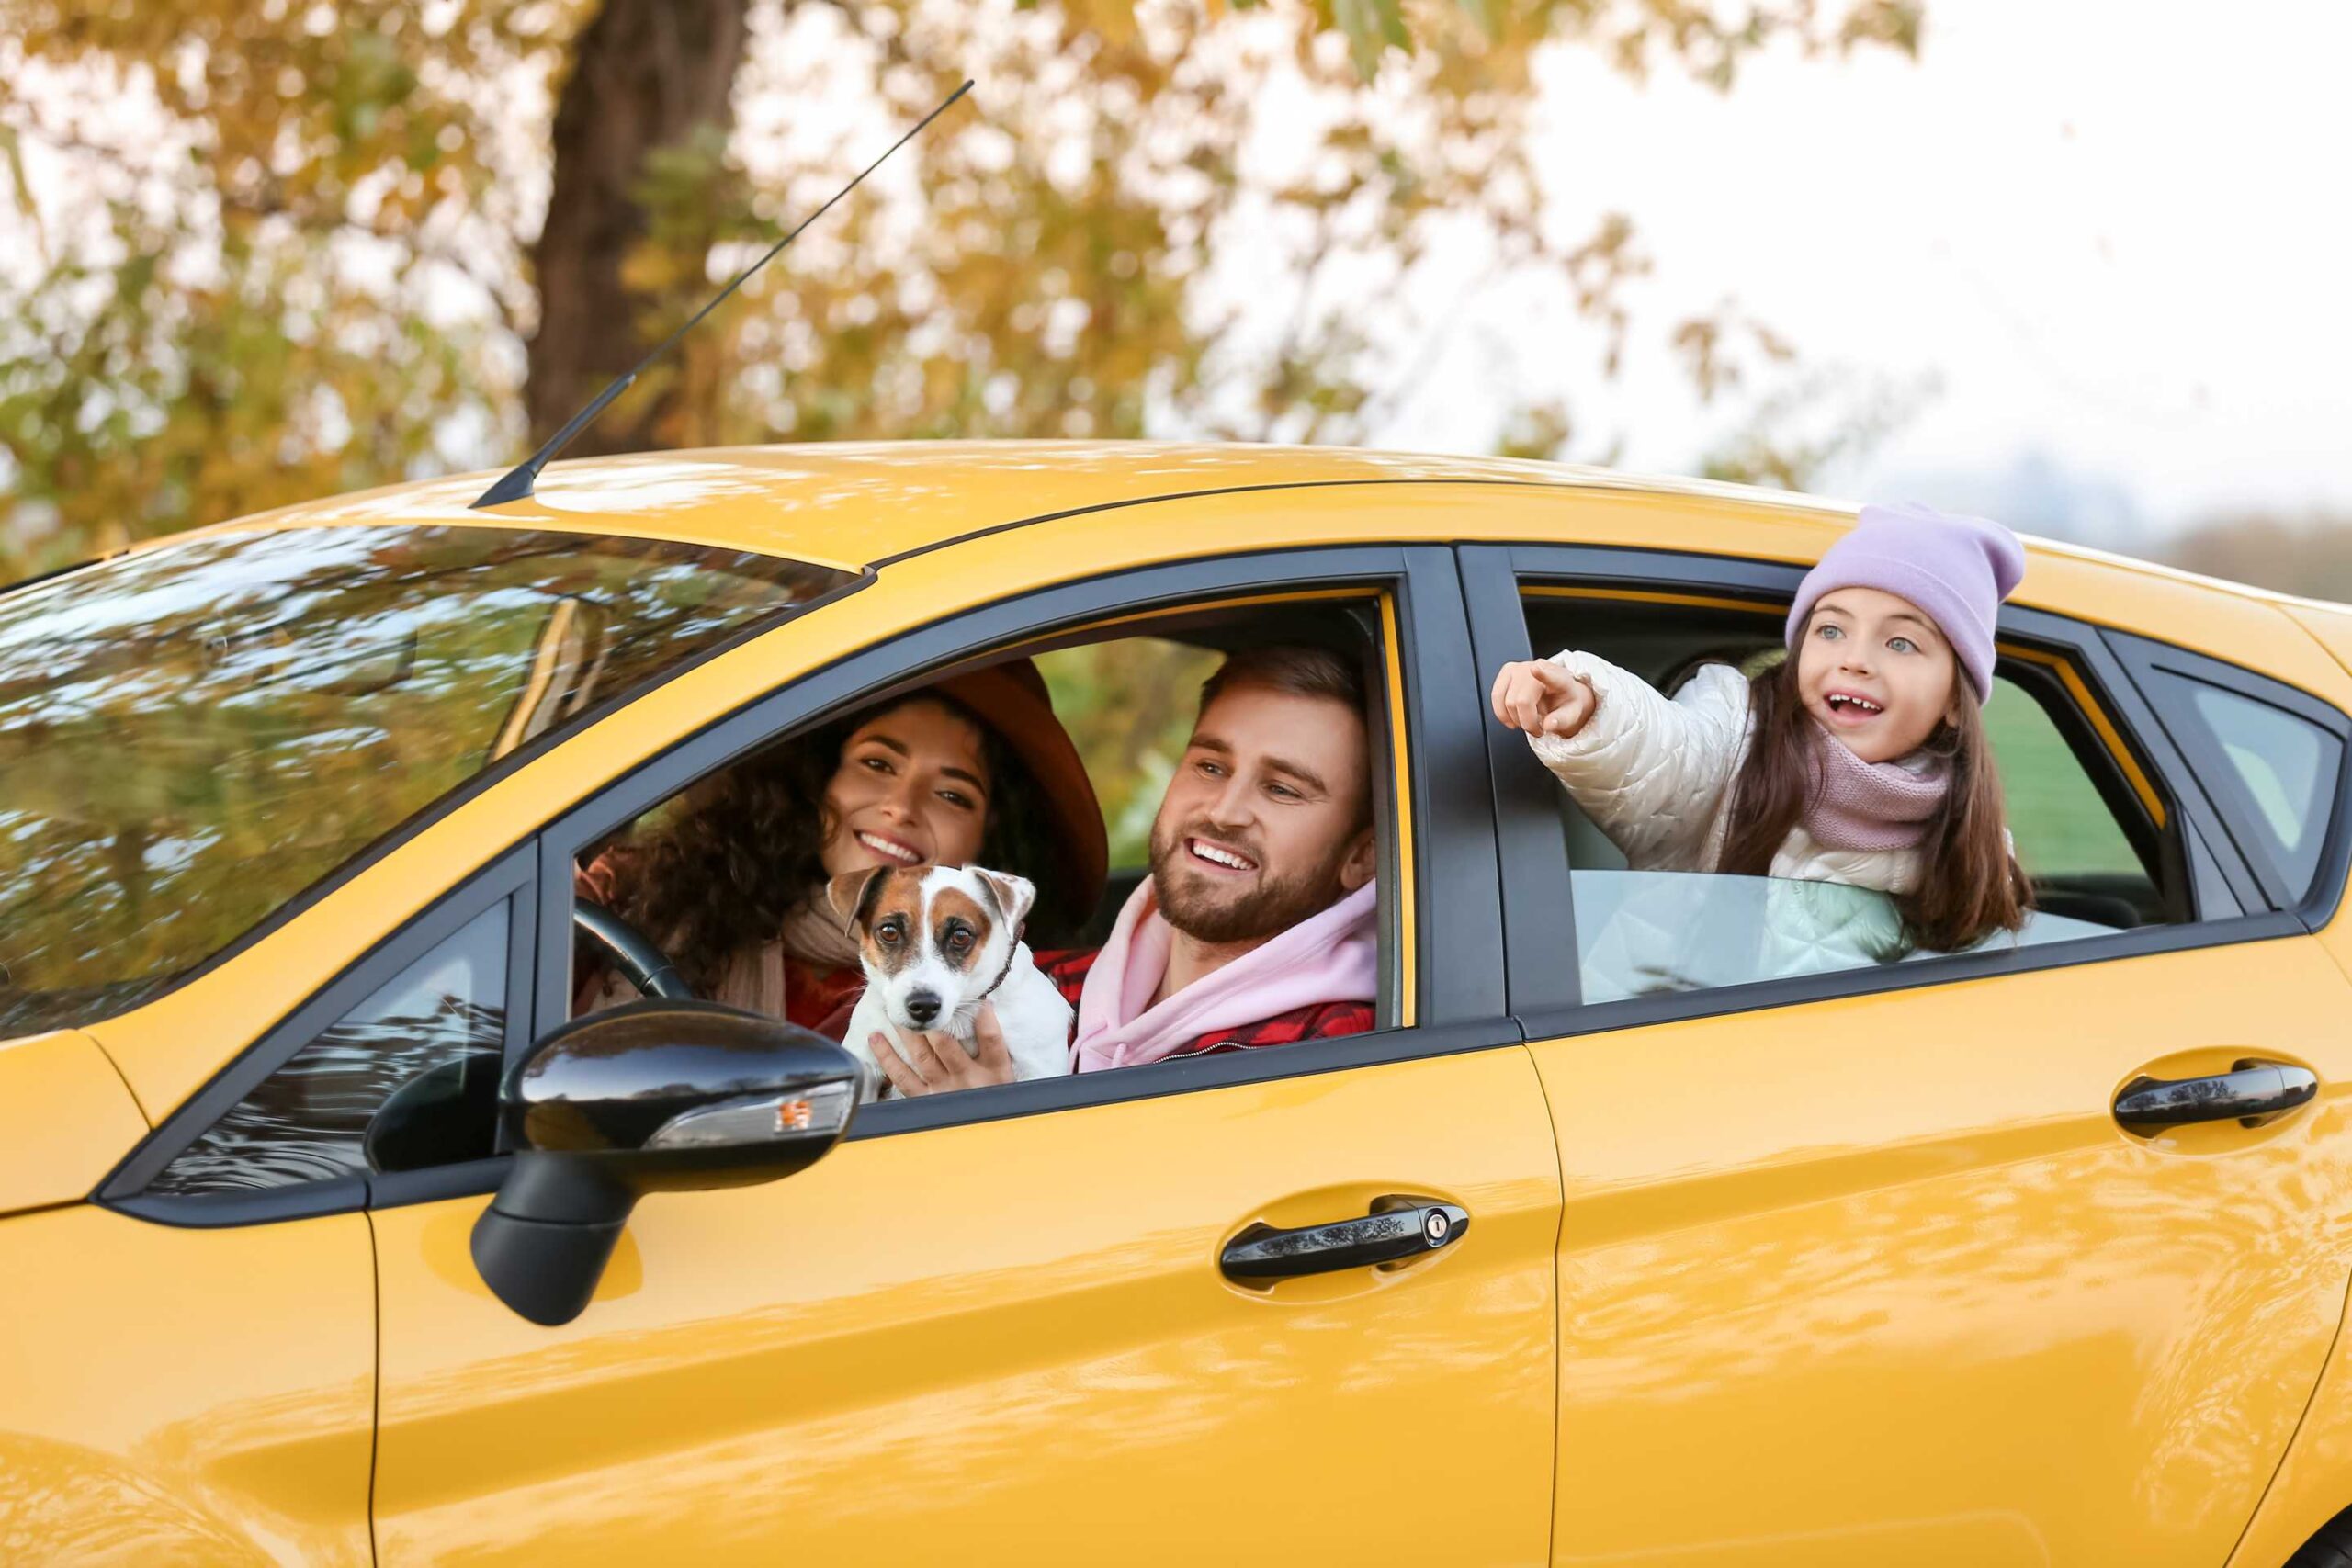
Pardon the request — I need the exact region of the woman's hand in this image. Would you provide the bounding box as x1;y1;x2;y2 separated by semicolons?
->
1490;659;1599;739
870;1001;1017;1097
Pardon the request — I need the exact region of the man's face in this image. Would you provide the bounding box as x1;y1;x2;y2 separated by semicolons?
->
1148;682;1376;945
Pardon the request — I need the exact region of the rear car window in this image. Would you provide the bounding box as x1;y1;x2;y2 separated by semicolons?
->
1981;673;2150;885
1517;588;2184;1008
1571;870;2119;1002
2154;673;2344;901
0;525;852;1035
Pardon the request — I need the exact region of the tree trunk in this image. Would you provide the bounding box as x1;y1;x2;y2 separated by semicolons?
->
526;0;752;455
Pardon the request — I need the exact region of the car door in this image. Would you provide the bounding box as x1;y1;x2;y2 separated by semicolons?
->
12;859;542;1566
0;522;854;1564
366;543;1564;1564
1463;543;2352;1568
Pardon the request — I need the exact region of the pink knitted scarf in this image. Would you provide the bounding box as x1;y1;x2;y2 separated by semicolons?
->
1072;879;1378;1074
1800;722;1951;852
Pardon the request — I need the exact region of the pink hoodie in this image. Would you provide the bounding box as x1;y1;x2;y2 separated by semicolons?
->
1072;879;1380;1073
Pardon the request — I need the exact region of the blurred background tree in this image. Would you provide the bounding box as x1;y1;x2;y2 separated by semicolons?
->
0;0;1925;582
2165;511;2352;603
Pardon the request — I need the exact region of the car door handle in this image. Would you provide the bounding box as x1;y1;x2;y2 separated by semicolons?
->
2113;1061;2319;1128
1219;1201;1470;1280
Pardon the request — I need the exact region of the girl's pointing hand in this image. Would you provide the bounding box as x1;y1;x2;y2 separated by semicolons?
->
1490;660;1598;739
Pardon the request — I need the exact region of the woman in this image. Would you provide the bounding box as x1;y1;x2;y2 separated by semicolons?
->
575;659;1107;1039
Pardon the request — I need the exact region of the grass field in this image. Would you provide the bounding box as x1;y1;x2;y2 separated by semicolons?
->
1983;678;2148;877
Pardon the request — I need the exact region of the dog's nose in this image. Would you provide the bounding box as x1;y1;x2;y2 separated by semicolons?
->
904;990;942;1027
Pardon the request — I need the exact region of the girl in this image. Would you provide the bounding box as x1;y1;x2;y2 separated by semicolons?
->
1491;502;2031;953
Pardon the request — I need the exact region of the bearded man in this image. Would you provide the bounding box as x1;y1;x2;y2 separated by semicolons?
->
869;644;1379;1095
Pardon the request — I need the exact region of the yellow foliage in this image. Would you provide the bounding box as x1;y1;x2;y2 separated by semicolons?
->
0;0;1920;581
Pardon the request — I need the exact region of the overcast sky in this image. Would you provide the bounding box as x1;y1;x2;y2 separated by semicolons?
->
1374;0;2352;548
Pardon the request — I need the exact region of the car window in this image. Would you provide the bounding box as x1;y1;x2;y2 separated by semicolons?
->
2153;673;2343;900
0;526;850;1037
1519;590;2178;1002
1573;870;2118;1001
146;901;508;1196
1035;637;1226;874
565;593;1405;1066
1982;673;2149;886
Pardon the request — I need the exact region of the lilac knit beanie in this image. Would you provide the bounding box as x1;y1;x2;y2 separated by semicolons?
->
1784;502;2027;703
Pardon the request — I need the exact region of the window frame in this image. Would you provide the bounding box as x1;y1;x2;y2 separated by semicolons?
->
95;841;539;1227
526;543;1514;1148
2107;628;2352;921
1461;543;2323;1041
88;542;1520;1227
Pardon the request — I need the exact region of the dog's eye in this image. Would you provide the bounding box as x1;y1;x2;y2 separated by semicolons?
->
876;922;903;944
947;928;974;953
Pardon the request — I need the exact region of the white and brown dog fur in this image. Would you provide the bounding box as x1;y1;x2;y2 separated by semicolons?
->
828;864;1074;1101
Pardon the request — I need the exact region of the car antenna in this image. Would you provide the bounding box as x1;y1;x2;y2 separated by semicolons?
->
472;78;975;510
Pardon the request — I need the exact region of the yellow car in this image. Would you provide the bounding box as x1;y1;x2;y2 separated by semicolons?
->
6;441;2352;1567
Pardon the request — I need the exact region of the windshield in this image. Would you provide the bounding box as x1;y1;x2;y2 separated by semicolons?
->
0;525;853;1034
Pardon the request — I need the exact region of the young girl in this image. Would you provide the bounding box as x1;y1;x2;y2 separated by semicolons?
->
1491;502;2031;953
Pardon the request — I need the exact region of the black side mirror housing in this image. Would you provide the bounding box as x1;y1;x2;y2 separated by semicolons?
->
472;1000;861;1325
365;1050;503;1175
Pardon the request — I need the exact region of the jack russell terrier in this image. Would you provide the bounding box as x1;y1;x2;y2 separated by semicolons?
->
828;863;1074;1100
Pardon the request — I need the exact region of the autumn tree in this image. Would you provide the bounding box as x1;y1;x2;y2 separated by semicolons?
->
2165;511;2352;603
0;0;1923;581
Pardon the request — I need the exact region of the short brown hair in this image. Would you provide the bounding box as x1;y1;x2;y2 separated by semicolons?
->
1198;643;1366;719
1198;645;1374;831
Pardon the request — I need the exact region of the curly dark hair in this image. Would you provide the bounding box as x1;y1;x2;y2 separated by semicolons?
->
589;693;1078;995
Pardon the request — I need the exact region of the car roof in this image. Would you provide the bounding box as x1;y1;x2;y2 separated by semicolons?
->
136;440;1850;575
93;438;2328;621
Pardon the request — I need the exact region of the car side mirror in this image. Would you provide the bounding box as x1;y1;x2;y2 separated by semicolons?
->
471;1000;861;1325
366;1050;503;1175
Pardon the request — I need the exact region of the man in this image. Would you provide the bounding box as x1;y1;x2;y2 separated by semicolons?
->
871;644;1379;1096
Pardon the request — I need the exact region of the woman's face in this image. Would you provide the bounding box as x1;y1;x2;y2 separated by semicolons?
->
818;697;993;878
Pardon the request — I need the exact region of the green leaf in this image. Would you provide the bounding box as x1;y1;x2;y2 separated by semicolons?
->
1333;0;1406;77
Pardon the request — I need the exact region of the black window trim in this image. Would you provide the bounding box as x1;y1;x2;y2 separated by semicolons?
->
1463;542;2315;1034
516;544;1520;1156
94;840;540;1227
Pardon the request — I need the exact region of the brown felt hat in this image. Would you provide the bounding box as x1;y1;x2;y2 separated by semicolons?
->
928;658;1108;931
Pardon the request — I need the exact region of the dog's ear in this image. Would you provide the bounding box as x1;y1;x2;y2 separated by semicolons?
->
825;866;891;934
971;868;1036;936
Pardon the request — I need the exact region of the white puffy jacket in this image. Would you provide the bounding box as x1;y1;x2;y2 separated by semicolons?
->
1526;649;1926;897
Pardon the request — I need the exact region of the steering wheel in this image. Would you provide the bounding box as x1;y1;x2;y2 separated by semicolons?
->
573;897;695;1001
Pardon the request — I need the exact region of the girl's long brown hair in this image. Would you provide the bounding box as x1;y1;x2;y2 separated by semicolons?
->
1717;653;2031;953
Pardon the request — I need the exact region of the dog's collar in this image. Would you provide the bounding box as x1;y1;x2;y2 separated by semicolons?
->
975;934;1021;1004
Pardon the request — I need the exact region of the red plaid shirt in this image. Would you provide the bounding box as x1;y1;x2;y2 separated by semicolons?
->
1036;947;1375;1065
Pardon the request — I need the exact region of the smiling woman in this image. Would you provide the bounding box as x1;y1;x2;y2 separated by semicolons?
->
571;660;1107;1039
